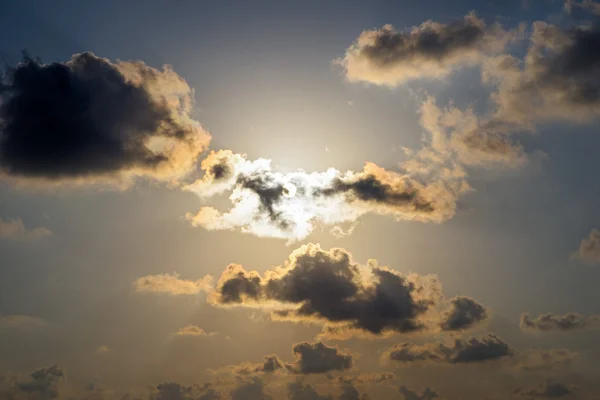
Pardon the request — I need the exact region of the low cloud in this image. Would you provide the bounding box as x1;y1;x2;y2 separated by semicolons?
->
209;243;486;338
134;273;213;295
185;150;466;241
230;377;272;400
513;380;577;398
0;52;210;187
520;312;600;331
338;12;519;86
14;365;64;399
154;382;223;400
386;334;513;364
0;217;52;241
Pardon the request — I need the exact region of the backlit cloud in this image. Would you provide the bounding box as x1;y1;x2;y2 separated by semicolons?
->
208;243;486;338
0;52;210;187
520;312;600;331
339;12;520;86
184;150;466;241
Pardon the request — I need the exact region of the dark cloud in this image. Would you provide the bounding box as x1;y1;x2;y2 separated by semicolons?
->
339;12;517;86
439;296;488;331
513;349;579;372
209;243;453;338
16;365;64;399
513;380;577;398
230;377;272;400
0;52;209;185
572;229;600;265
155;382;223;400
520;312;600;331
387;333;513;364
224;355;287;376
399;385;439;400
290;342;352;374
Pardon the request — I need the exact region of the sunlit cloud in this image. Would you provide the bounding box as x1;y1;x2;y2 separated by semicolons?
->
572;229;600;265
134;273;213;295
174;325;217;337
184;150;466;241
338;12;521;86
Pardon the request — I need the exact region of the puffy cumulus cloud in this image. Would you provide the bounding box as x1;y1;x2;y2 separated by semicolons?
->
230;377;272;400
134;273;213;295
174;325;217;337
0;52;210;187
214;342;352;377
338;12;519;86
398;385;439;400
290;342;353;375
439;296;488;331
153;382;223;400
184;150;465;241
209;244;485;338
482;22;600;128
386;333;513;364
520;312;600;331
572;229;600;265
386;336;577;372
0;217;52;241
513;380;577;398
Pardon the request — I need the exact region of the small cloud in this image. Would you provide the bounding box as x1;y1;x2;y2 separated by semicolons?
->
572;229;600;265
0;217;52;241
346;100;354;107
174;325;217;337
0;315;47;330
134;273;213;295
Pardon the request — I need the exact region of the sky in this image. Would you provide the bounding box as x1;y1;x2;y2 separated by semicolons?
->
1;0;600;399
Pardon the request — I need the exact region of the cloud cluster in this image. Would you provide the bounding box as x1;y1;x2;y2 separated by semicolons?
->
0;52;210;187
520;312;600;331
153;382;223;400
209;243;486;338
398;386;439;400
134;273;213;295
185;150;466;241
0;365;65;400
339;12;518;86
0;217;52;241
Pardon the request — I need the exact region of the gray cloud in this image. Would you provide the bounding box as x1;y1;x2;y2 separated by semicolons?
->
288;381;332;400
520;312;600;331
0;52;210;186
386;333;513;364
185;150;466;241
513;380;577;398
399;385;439;400
439;296;488;331
339;12;518;86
